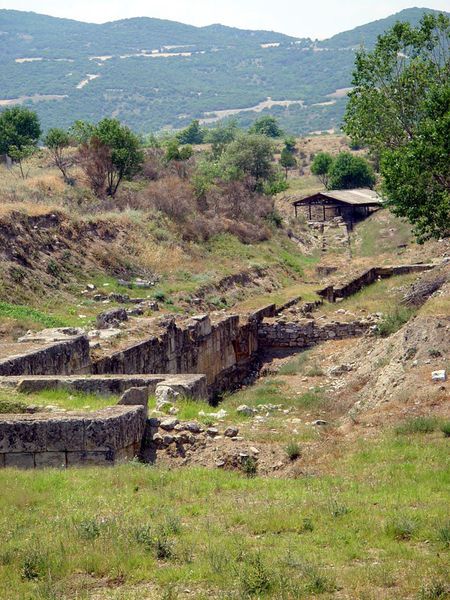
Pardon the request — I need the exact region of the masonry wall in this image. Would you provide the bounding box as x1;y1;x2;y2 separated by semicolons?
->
0;405;147;469
94;308;275;397
258;319;372;348
0;336;91;376
318;264;434;302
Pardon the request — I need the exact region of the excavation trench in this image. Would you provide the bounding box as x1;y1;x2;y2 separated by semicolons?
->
0;262;437;468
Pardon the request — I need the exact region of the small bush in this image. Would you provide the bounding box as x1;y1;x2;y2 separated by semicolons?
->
440;422;450;438
375;307;414;337
135;525;174;560
329;499;350;518
47;259;61;278
305;362;324;377
285;441;301;461
386;515;418;540
77;518;102;540
418;580;449;599
302;517;314;532
241;456;258;478
428;348;442;358
239;552;272;596
0;399;29;414
395;417;438;435
21;549;48;581
437;522;450;547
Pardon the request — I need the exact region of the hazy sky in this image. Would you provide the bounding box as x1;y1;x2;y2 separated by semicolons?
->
0;0;448;38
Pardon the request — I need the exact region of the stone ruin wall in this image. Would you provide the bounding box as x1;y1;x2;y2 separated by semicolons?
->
93;306;275;396
0;262;437;468
318;264;434;303
0;336;90;377
0;404;147;469
258;319;372;348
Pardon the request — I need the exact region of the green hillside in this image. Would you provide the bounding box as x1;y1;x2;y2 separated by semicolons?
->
0;7;446;134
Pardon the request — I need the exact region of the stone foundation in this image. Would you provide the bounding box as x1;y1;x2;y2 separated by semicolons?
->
93;309;275;397
0;334;90;376
0;373;207;400
318;264;435;303
0;404;147;469
258;319;372;348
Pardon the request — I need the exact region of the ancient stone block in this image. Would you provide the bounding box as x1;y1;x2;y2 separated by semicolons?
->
5;453;35;468
118;387;148;406
0;418;47;453
35;452;67;468
66;451;115;466
84;414;120;452
46;416;84;452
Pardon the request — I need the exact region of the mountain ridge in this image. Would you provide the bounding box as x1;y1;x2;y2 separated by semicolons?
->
0;7;447;134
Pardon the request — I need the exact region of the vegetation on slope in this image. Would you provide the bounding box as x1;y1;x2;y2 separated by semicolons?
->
0;8;446;134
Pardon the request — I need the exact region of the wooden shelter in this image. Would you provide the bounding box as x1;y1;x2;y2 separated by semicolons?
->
293;189;383;226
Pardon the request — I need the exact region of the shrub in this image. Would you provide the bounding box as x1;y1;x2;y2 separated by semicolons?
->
77;518;102;540
375;307;414;337
440;422;450;437
395;417;438;435
285;441;301;461
418;580;449;599
239;552;272;595
305;362;324;377
386;515;418;540
0;398;29;414
21;549;48;581
241;456;258;478
302;517;314;532
328;151;376;190
311;151;333;187
329;500;350;518
135;525;174;559
437;521;450;547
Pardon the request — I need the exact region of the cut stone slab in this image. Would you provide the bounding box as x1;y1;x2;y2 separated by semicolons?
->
118;387;148;406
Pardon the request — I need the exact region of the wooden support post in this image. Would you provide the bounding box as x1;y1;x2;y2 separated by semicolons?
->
323;204;326;221
308;203;312;221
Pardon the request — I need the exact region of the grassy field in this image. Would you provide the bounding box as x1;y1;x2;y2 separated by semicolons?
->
320;273;420;316
0;388;118;413
0;429;448;600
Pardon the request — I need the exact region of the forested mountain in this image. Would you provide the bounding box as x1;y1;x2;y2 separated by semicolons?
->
0;7;445;134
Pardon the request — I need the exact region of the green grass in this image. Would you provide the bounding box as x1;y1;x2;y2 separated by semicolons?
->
0;301;67;329
0;432;448;599
278;350;312;376
0;388;117;412
223;379;291;412
321;273;419;316
351;211;413;258
395;416;440;435
375;306;415;338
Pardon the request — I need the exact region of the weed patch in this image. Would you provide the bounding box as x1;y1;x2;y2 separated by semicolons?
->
375;306;414;337
395;417;439;435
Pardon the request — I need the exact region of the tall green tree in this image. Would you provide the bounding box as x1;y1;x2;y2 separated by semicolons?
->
77;118;144;197
280;146;296;178
44;127;71;183
344;13;450;240
328;152;376;190
249;116;283;138
177;120;205;145
311;151;333;187
220;133;275;189
205;120;238;158
0;106;41;178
